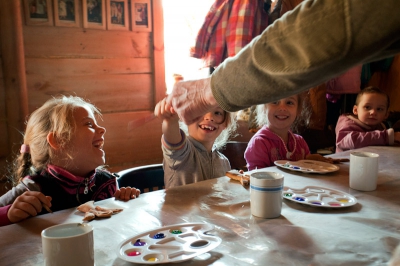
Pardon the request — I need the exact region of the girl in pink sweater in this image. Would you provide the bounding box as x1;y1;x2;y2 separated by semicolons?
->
245;91;330;170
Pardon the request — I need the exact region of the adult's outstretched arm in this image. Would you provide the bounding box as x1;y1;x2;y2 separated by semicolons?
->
168;0;400;125
212;0;400;111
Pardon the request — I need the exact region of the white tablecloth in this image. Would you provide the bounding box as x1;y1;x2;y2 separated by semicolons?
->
0;146;399;265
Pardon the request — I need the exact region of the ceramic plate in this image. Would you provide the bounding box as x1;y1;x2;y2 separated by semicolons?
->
283;186;357;208
117;222;221;264
274;160;339;174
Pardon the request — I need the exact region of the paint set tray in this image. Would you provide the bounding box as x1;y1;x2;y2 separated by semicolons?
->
283;186;357;208
117;222;222;264
275;160;339;174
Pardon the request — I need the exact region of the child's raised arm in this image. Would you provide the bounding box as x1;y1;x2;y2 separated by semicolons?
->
154;98;182;145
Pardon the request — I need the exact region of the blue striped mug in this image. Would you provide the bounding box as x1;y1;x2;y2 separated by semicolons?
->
250;172;284;218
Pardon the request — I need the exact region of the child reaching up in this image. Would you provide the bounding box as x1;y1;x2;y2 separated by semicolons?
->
154;98;237;188
0;96;140;226
335;86;400;152
245;92;331;171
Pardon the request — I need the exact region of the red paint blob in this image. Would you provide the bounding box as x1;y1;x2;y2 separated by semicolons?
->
127;251;141;256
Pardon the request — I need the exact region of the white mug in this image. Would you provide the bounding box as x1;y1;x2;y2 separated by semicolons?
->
349;152;379;191
250;171;284;218
42;223;94;266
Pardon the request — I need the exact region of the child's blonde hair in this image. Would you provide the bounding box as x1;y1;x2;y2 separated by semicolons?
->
256;91;311;133
10;95;101;184
179;111;237;150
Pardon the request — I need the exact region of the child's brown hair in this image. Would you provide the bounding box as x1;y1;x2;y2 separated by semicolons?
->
355;86;390;109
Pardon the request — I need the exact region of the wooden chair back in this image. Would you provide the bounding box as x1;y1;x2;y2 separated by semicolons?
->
220;141;248;171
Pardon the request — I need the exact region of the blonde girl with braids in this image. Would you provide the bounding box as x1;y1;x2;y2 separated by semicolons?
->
0;96;140;226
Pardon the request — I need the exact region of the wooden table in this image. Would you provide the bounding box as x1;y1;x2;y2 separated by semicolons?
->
1;146;399;265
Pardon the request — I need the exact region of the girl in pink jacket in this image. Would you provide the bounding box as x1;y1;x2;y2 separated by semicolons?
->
245;91;330;170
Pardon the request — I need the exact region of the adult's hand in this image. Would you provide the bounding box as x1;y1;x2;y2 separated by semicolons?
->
166;77;219;125
7;191;52;223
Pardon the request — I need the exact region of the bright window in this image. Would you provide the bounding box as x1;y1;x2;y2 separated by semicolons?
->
162;0;215;93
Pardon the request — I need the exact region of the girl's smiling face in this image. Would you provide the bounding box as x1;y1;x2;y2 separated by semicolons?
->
266;95;299;135
187;106;227;151
57;106;106;176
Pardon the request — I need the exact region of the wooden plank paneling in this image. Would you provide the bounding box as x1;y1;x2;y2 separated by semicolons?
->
0;0;28;161
26;74;153;113
153;0;167;102
101;111;163;172
1;4;8;169
25;58;152;76
23;27;151;58
21;23;159;170
0;59;8;158
0;0;166;172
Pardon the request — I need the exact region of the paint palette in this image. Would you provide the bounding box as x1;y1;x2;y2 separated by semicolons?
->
274;160;339;174
283;186;357;208
116;222;222;264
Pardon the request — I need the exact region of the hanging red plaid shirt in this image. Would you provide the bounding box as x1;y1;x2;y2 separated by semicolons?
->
190;0;269;68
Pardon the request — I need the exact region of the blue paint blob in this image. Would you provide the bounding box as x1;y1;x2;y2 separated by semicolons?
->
294;197;305;201
153;233;165;239
292;166;301;170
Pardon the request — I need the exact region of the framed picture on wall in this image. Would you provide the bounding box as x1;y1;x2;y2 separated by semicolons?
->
83;0;106;29
106;0;129;31
53;0;80;27
131;0;152;32
23;0;54;26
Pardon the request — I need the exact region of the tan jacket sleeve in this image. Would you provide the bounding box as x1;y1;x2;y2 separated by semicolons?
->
211;0;400;111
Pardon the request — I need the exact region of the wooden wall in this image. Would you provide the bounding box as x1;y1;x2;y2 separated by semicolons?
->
0;39;8;172
369;55;400;112
0;0;165;177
